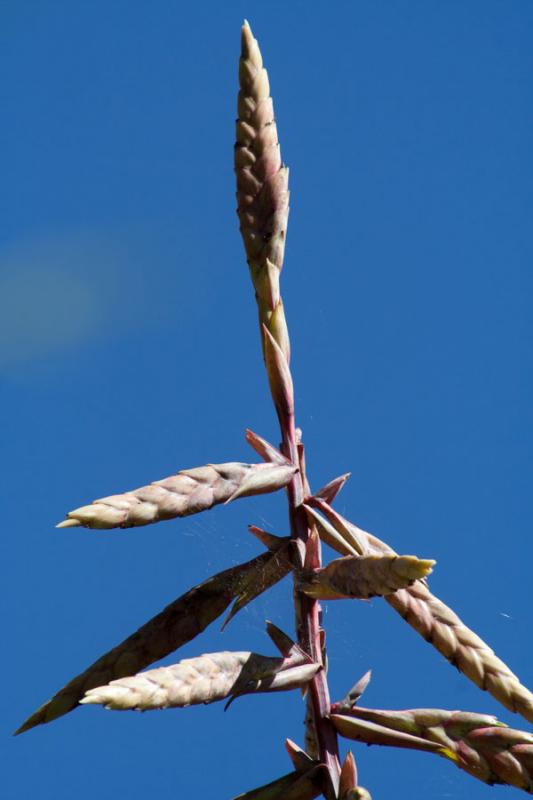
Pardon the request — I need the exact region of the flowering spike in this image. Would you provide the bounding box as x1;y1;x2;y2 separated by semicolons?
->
16;544;290;734
58;461;296;530
334;705;533;792
81;649;320;712
225;461;297;503
299;554;435;600
311;501;533;725
18;21;531;800
236;21;290;361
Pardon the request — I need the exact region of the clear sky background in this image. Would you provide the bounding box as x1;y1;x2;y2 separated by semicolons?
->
3;1;532;798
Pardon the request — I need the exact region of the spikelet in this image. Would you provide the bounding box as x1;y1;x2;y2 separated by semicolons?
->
387;581;533;724
332;707;533;792
16;539;291;734
298;554;435;600
81;648;320;711
235;21;290;361
308;499;533;725
57;461;297;530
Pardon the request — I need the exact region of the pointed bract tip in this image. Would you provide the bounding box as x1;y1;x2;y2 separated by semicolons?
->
285;738;299;755
360;668;372;685
56;518;81;528
339;750;358;796
262;324;294;417
285;739;315;771
220;616;230;632
406;557;436;579
343;670;372;707
315;472;352;504
14;709;46;736
303;527;320;570
245;428;288;466
79;692;106;706
248;525;283;550
266;620;293;651
343;750;357;771
240;19;255;54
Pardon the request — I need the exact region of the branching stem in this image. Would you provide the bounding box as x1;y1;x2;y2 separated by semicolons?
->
279;413;341;797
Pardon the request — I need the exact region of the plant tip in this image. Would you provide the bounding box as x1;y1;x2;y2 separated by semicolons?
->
56;518;81;528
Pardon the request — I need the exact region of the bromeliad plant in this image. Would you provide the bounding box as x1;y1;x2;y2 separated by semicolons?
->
17;22;533;799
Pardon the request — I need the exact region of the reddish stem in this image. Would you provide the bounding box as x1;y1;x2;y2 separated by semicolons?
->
278;412;341;798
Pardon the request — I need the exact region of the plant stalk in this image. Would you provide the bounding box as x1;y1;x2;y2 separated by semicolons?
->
279;413;341;797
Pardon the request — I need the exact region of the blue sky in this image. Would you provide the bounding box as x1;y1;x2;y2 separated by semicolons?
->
3;1;532;798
